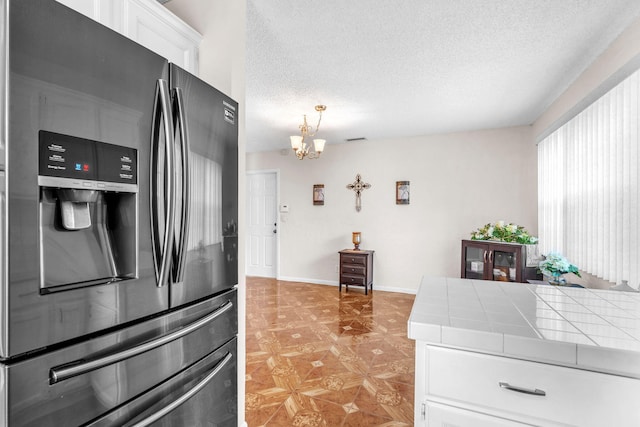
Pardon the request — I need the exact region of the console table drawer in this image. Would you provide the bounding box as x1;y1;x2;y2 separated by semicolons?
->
341;265;366;276
343;255;367;265
342;274;366;286
427;346;640;426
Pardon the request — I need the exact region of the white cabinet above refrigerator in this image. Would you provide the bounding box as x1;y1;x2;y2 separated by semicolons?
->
55;0;201;75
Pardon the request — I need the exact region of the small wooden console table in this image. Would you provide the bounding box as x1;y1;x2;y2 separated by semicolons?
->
339;249;374;295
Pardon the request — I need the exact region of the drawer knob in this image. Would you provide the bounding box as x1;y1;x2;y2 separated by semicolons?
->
498;382;546;397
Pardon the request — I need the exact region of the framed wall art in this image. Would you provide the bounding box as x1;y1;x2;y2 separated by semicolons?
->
313;184;325;205
396;181;410;204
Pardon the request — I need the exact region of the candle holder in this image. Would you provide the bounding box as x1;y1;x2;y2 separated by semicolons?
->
352;232;361;250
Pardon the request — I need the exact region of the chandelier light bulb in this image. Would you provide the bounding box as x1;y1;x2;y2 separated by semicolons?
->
289;105;327;160
290;135;303;151
313;139;326;153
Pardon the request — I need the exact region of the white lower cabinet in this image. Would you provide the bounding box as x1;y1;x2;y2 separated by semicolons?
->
426;401;530;427
415;344;640;426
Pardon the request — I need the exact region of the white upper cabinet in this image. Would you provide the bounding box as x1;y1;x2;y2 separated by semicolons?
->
55;0;201;75
123;0;200;74
55;0;101;20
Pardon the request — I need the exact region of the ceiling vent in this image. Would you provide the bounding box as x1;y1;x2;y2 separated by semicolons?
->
345;137;367;142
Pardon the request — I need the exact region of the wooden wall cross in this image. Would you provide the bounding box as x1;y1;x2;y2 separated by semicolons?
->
346;173;371;212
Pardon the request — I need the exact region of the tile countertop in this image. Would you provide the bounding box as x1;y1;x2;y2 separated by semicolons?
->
408;276;640;378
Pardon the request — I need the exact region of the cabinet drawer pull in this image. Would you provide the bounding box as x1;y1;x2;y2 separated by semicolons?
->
499;381;546;396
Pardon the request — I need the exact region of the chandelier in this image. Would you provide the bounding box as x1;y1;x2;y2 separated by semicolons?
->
290;105;327;160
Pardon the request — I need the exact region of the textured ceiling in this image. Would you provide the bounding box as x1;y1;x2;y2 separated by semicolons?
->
245;0;640;153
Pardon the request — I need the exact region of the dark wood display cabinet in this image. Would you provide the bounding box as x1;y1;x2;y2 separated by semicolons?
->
339;249;374;294
461;240;541;283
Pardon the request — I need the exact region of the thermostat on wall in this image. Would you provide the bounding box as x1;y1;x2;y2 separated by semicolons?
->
279;204;289;213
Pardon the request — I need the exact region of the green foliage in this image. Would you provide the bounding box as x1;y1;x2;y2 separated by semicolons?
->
470;221;538;245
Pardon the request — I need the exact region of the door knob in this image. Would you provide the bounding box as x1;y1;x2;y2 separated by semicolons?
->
273;229;277;234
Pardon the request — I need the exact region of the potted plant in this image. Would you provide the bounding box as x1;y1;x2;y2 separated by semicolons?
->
538;252;581;285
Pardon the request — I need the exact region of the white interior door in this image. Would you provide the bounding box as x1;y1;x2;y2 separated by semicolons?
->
246;171;278;277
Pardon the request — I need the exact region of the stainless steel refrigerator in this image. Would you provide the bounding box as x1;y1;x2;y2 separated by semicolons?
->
0;0;239;425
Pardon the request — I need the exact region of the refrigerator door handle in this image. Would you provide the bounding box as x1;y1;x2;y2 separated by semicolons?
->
150;78;177;288
49;300;234;385
172;87;190;284
129;351;233;427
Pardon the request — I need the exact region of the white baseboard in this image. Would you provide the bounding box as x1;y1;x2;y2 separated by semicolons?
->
277;276;338;287
374;285;417;294
275;276;417;295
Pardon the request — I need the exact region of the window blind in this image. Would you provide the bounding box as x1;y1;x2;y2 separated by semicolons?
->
538;68;640;284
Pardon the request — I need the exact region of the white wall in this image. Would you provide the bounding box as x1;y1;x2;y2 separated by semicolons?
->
534;14;640;137
164;0;245;97
247;126;537;293
245;14;640;295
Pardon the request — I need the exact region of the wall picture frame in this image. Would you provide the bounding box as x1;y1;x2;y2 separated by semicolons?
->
396;181;410;204
313;184;325;205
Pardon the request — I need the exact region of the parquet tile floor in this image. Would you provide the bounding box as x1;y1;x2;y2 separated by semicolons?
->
245;277;416;426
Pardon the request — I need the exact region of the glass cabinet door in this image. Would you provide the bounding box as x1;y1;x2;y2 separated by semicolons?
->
491;248;519;282
463;243;487;279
